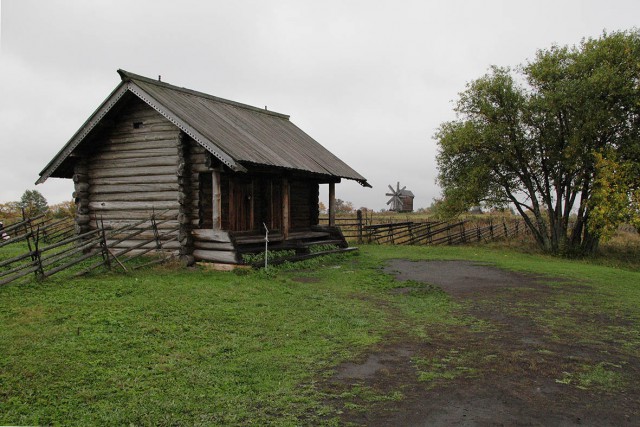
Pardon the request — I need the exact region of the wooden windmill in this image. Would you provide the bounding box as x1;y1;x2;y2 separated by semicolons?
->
386;182;406;212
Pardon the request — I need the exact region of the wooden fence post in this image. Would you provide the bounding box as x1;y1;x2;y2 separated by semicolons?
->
151;214;162;251
356;209;363;244
99;218;111;270
33;227;45;280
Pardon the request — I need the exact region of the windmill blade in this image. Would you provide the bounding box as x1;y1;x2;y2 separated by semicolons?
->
386;198;393;205
385;193;395;197
400;186;406;193
396;182;400;192
388;185;395;193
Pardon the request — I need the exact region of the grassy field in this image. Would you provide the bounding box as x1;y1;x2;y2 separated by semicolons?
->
1;244;639;425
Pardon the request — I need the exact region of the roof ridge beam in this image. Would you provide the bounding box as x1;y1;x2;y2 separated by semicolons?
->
118;69;290;120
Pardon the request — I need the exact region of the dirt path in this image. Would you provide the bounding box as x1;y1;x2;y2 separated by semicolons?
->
323;260;639;426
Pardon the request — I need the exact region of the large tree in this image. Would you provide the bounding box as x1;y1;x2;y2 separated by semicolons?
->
436;30;640;255
19;189;49;218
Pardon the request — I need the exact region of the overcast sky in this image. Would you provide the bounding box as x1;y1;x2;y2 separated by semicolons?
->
1;0;638;211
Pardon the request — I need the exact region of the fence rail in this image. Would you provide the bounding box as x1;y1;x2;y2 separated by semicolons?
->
320;212;526;246
0;213;178;286
0;215;76;249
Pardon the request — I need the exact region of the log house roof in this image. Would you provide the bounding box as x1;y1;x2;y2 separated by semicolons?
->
37;70;370;186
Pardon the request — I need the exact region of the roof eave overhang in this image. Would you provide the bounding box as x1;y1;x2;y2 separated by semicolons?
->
36;81;130;184
239;161;370;187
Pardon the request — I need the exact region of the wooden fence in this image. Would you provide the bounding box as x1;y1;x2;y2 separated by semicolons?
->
0;213;178;286
319;212;526;246
0;215;76;250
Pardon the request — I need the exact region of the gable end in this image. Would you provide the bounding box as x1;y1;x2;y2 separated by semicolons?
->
127;83;246;173
36;83;130;184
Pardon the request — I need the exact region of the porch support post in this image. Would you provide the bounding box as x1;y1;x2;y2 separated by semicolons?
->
282;178;290;239
212;171;221;230
328;182;336;227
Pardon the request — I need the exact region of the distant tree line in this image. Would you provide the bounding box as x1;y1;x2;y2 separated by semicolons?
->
0;189;75;223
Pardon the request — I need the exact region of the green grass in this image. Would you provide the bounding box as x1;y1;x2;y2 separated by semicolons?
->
1;258;387;425
1;243;639;425
414;349;480;386
556;362;626;391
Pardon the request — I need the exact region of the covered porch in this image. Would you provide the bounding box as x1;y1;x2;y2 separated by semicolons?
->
192;169;347;264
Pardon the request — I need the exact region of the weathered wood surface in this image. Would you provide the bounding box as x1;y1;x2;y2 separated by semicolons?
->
192;229;231;243
193;241;235;251
287;230;331;239
107;239;180;250
90;191;178;202
89;201;178;211
119;248;180;257
90;156;178;170
97;139;179;152
86;210;180;220
106;130;179;144
176;132;194;259
92;147;178;161
81;98;182;256
290;181;316;229
282;178;290;238
90;183;180;194
74;158;91;234
107;229;178;241
212;171;221;230
90;219;179;230
90;175;178;185
89;165;177;179
233;233;283;244
192;249;238;264
328;182;336;226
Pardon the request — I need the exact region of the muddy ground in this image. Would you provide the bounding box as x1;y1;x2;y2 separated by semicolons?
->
321;260;639;426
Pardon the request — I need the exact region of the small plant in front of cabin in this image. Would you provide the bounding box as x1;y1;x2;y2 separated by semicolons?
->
309;244;341;254
241;249;297;265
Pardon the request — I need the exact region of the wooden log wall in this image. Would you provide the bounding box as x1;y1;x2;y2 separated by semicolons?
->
86;98;182;253
289;180;319;230
177;133;194;265
187;141;240;264
73;158;91;235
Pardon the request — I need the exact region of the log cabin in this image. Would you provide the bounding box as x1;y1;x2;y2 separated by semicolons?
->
37;70;370;265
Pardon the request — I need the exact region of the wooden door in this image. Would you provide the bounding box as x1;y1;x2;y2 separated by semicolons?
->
265;179;282;232
229;178;253;231
199;173;213;228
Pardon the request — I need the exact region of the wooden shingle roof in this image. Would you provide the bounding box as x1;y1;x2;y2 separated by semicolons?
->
37;70;369;186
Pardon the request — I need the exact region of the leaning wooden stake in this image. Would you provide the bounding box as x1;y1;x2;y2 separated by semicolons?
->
99;217;111;270
263;223;269;269
33;226;45;280
107;248;128;272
